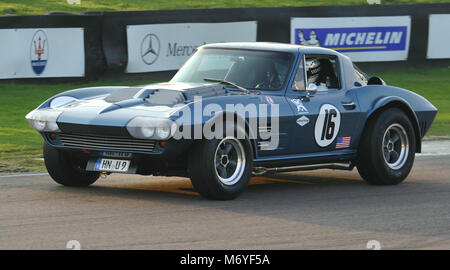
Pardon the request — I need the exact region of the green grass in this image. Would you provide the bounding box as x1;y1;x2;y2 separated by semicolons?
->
1;0;449;16
373;67;450;137
0;67;448;172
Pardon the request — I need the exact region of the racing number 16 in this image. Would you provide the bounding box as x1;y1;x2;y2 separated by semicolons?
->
321;109;337;140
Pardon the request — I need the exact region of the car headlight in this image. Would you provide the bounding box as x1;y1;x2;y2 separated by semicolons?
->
25;109;62;132
45;121;60;132
126;116;177;140
141;126;155;138
31;120;47;131
156;127;171;140
49;96;78;108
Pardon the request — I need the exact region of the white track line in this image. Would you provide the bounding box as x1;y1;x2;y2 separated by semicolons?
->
417;153;450;157
0;172;48;178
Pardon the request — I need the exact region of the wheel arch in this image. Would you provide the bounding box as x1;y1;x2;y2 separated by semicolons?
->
365;96;422;153
203;111;258;158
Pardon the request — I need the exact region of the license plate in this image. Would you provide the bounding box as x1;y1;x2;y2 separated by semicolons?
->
94;158;130;173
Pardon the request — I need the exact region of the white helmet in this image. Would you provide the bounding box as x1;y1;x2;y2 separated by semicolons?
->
306;59;321;84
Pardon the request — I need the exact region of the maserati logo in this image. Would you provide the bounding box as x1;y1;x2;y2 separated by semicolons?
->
140;33;160;65
30;30;48;75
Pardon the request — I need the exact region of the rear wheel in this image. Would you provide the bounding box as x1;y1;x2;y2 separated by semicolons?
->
44;142;99;187
188;131;253;200
357;108;416;185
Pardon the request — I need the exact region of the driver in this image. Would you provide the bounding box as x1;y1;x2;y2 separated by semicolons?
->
305;58;328;91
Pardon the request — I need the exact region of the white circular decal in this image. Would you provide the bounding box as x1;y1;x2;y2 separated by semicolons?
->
314;104;341;147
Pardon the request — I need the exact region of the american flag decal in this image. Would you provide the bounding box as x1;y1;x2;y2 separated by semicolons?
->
336;136;351;149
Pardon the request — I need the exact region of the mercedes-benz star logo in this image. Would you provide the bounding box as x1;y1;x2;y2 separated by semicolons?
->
140;33;160;65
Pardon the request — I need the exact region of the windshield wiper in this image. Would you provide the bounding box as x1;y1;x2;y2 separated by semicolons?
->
203;78;249;94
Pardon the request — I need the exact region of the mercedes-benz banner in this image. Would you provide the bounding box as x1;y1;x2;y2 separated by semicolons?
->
126;21;257;73
0;28;85;79
291;16;411;62
427;14;450;59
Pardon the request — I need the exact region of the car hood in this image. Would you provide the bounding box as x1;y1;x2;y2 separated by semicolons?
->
56;82;226;127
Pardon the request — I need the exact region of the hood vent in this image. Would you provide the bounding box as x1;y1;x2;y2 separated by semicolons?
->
103;84;227;106
183;84;226;99
145;89;186;106
104;87;143;103
143;84;226;105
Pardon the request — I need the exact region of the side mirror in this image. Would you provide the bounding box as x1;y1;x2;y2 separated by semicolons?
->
307;83;318;93
367;76;386;85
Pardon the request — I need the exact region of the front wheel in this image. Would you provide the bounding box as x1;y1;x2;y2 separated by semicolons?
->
357;108;416;185
44;142;99;187
187;135;253;200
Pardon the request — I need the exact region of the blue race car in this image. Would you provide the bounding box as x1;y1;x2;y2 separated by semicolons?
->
26;42;437;200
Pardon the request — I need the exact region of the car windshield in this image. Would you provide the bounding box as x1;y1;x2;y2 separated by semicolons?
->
171;48;294;90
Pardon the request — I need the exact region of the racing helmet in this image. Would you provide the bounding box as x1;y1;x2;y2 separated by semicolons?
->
305;58;321;84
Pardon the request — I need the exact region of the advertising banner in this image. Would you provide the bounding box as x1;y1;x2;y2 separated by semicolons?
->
0;28;85;79
291;16;411;62
126;21;258;73
427;14;450;59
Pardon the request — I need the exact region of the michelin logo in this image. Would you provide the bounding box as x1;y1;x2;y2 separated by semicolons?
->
298;30;321;46
295;26;407;52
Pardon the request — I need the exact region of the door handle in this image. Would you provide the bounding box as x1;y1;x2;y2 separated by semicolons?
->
341;101;356;110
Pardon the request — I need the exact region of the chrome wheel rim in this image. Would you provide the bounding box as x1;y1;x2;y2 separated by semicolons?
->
214;137;246;186
382;123;409;170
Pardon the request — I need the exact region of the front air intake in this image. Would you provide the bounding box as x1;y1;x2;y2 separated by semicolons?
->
58;133;156;153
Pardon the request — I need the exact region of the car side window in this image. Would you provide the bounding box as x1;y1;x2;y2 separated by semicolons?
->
305;54;341;91
353;64;368;85
291;56;306;91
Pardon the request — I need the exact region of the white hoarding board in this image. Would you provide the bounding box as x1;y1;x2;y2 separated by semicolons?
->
126;21;257;73
291;16;411;62
427;14;450;59
0;28;85;79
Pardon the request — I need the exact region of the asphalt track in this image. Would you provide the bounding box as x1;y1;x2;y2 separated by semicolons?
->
0;141;449;250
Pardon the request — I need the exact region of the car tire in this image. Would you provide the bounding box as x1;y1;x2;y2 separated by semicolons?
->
44;142;99;187
357;108;416;185
187;127;253;200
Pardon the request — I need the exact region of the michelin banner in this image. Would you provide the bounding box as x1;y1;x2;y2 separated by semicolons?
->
291;16;411;62
0;28;85;79
427;14;450;59
126;21;257;73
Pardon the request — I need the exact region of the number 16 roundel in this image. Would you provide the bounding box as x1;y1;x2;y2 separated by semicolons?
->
314;104;341;147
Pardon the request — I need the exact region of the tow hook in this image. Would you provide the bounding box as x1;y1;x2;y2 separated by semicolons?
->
99;172;109;179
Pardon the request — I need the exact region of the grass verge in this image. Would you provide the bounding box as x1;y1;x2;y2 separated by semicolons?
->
1;0;449;16
374;67;449;136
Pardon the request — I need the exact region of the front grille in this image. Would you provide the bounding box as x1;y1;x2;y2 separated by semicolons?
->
58;133;156;153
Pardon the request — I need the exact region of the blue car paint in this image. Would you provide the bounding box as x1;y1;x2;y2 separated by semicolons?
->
30;42;438;171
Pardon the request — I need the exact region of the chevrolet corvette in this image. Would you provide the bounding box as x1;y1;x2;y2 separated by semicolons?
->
26;42;437;200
